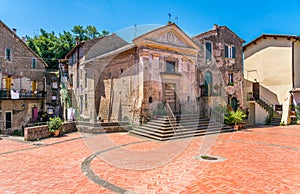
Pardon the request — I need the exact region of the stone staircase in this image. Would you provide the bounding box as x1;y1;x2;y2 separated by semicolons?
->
255;98;282;125
270;113;282;126
130;114;234;141
255;98;273;113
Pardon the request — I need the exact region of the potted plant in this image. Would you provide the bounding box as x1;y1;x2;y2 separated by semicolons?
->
47;117;64;137
296;104;300;124
224;109;246;130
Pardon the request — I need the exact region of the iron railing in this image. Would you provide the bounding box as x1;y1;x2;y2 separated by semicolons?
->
165;102;177;133
0;89;45;99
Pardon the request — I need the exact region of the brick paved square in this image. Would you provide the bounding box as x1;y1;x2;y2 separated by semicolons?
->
0;125;300;193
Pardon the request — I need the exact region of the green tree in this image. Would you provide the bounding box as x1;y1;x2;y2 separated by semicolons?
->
26;29;59;69
26;25;109;69
86;25;100;39
72;25;87;41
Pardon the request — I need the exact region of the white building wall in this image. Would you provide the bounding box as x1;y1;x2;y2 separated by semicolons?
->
255;102;269;124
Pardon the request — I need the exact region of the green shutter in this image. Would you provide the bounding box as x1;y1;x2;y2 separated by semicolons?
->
225;45;228;58
232;46;236;58
32;58;36;68
5;48;11;61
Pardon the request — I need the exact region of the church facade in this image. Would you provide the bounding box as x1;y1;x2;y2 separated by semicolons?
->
63;23;244;126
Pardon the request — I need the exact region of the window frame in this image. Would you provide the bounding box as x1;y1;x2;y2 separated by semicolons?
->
165;60;177;73
225;45;236;59
5;47;12;61
205;41;212;64
84;93;88;109
84;71;87;88
32;58;37;68
228;73;234;85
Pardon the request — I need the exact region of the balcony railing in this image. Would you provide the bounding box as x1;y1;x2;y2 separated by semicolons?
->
0;89;45;99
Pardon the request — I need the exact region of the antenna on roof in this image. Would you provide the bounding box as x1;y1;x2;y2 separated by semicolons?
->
174;16;178;25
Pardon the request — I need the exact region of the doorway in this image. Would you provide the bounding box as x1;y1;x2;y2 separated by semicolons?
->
164;83;177;113
5;111;12;129
250;103;255;126
253;82;260;100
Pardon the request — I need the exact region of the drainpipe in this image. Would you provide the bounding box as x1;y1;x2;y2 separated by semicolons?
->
292;38;299;89
292;40;295;89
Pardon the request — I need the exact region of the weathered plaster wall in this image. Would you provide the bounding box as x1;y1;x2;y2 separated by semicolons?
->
244;37;293;124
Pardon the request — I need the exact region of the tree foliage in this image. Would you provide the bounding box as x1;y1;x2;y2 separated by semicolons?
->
26;25;109;69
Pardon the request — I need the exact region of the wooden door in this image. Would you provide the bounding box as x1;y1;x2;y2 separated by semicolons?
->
164;83;176;112
5;112;12;129
6;77;12;90
32;80;37;92
253;82;260;100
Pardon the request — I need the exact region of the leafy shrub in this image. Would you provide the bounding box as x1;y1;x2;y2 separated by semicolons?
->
224;109;246;126
47;117;63;132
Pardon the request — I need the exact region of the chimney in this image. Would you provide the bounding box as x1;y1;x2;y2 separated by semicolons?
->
213;24;218;30
12;28;17;33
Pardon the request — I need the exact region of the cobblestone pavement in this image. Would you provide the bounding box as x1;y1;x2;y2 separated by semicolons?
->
0;125;300;193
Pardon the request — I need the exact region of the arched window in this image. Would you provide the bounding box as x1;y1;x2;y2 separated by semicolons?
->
204;71;212;96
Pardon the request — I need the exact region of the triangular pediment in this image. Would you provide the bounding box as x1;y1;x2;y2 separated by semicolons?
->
133;24;199;54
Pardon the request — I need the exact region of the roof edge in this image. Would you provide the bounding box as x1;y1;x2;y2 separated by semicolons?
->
244;34;300;50
0;20;48;67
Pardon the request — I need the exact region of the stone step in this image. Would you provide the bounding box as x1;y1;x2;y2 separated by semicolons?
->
130;113;233;141
138;122;225;135
131;126;234;141
148;117;209;124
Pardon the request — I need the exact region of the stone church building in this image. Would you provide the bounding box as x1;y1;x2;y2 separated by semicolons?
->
63;23;244;126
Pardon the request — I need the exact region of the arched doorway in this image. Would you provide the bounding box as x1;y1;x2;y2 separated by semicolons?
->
230;97;238;111
204;71;212;96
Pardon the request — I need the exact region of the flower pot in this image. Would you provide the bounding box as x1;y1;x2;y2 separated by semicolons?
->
234;125;239;130
53;130;60;137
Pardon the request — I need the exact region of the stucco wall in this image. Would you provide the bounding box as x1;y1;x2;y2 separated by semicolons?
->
294;41;300;88
255;102;269;124
244;37;293;124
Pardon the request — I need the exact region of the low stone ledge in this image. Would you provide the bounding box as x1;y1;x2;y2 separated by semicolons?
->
24;125;51;141
76;122;130;133
24;122;77;141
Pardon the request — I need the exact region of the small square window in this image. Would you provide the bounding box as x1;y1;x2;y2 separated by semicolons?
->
166;61;176;72
52;82;58;89
47;108;54;114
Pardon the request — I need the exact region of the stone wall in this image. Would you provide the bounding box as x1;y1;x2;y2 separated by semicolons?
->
0;21;45;83
1;99;43;131
24;125;50;141
24;122;77;141
0;21;47;133
193;25;244;109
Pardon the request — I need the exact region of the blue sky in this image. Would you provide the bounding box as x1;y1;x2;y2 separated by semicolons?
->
1;0;300;43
